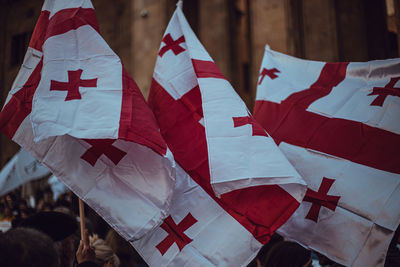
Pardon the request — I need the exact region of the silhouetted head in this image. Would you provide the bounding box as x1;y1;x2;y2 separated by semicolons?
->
0;227;59;267
261;241;312;267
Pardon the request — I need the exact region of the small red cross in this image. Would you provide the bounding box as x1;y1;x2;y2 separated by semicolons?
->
50;69;97;101
303;177;340;222
258;67;280;85
233;112;268;137
158;34;186;57
156;213;197;256
81;139;127;167
368;76;400;106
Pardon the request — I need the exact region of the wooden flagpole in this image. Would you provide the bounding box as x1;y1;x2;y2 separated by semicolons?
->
78;198;86;242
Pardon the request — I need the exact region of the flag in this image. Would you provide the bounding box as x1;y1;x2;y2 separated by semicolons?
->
48;175;67;201
0;149;50;197
132;5;306;266
254;45;400;266
0;0;175;241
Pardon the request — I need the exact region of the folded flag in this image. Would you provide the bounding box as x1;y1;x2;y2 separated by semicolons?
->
0;149;50;197
131;4;306;266
0;0;175;240
254;45;400;267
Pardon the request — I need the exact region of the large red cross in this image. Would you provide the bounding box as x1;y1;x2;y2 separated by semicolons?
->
368;76;400;106
158;33;186;57
258;67;280;85
80;139;127;167
303;177;340;223
233;112;268;137
50;69;97;101
156;213;197;256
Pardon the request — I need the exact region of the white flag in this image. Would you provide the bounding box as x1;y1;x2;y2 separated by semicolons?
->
131;5;306;266
254;45;400;267
0;0;175;241
0;149;50;196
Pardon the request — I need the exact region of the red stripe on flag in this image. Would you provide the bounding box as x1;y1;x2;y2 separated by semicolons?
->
45;8;99;42
254;62;400;174
191;59;225;79
284;62;349;109
148;78;300;244
0;60;43;138
29;11;50;51
118;68;167;156
254;100;400;174
29;8;99;52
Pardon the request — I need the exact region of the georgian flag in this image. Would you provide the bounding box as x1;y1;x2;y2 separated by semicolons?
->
254;46;400;267
0;0;175;240
131;5;306;266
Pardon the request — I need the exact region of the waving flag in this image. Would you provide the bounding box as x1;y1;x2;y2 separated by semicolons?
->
0;0;175;240
254;46;400;266
132;5;306;266
0;149;50;197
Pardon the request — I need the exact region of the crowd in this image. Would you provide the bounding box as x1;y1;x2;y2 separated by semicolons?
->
0;178;399;267
0;182;148;267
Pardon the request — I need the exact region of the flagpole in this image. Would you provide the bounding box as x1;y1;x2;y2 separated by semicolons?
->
78;198;86;242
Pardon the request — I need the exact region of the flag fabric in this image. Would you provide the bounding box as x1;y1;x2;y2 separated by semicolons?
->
131;5;306;266
0;0;175;241
0;149;50;197
48;175;68;201
254;46;400;267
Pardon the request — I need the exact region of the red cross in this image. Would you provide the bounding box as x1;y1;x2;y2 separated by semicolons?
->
156;213;197;256
80;139;127;167
233;112;268;137
368;76;400;106
258;67;280;85
303;177;340;223
158;34;186;57
50;69;97;101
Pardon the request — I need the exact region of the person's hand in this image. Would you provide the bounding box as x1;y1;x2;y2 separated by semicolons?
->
76;229;96;264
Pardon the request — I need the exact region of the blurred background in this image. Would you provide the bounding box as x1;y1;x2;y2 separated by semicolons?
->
0;0;398;166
